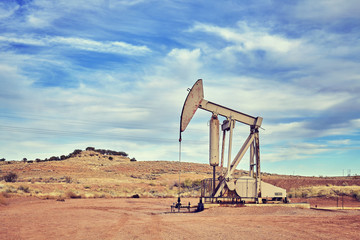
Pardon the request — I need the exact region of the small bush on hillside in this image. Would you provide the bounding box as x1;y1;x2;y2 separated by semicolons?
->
352;190;360;201
65;190;81;199
4;172;18;182
132;194;140;198
49;156;60;161
64;176;72;183
18;185;30;193
71;149;82;156
177;178;202;190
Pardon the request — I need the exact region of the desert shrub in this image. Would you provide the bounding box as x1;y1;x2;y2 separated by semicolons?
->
352;190;360;201
132;194;140;198
64;176;72;183
65;149;82;159
56;196;65;202
93;148;128;157
94;193;106;198
65;190;81;199
0;158;5;161
114;151;126;156
49;156;60;161
181;178;202;190
301;191;308;198
18;185;30;193
130;158;137;162
108;156;113;160
4;172;18;182
172;181;179;188
5;186;17;193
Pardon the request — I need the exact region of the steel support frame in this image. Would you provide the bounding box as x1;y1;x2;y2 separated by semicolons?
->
213;125;261;198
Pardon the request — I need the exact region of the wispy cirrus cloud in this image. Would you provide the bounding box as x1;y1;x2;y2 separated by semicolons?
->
262;142;329;162
0;1;19;19
0;35;151;55
294;0;360;21
190;22;302;54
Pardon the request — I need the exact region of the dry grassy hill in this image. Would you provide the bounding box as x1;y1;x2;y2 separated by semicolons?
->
1;148;360;201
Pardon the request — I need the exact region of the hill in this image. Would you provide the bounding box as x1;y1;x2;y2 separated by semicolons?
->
1;148;360;201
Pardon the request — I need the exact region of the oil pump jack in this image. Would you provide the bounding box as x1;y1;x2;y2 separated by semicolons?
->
179;79;287;207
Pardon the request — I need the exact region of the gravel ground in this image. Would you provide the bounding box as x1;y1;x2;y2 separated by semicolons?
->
1;197;360;240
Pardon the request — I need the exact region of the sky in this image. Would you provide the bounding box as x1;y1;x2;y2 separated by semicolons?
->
0;0;359;176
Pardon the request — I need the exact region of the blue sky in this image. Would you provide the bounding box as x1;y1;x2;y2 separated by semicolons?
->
1;0;359;176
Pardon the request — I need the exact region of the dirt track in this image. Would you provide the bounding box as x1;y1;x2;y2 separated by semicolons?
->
1;197;360;240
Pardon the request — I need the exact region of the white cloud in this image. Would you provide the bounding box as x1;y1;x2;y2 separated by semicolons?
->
0;63;34;103
190;22;302;54
350;119;360;129
327;139;350;145
0;36;46;46
109;0;146;7
19;0;148;29
27;13;53;28
0;35;151;55
165;48;202;80
0;2;19;19
50;36;151;55
262;142;329;162
204;75;351;120
294;0;360;21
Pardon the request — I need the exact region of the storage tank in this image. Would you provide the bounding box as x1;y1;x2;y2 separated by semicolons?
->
209;115;219;166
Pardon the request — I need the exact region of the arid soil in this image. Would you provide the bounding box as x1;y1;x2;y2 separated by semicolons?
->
1;197;360;240
1;149;360;239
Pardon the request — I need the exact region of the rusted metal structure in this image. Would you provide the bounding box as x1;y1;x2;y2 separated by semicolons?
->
180;79;287;205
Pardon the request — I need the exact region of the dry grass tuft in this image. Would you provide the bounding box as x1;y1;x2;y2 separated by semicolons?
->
65;190;81;199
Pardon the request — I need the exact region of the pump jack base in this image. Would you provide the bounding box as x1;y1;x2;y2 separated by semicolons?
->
198;197;310;210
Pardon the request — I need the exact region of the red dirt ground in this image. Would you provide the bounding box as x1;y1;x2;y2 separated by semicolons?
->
1;197;360;240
